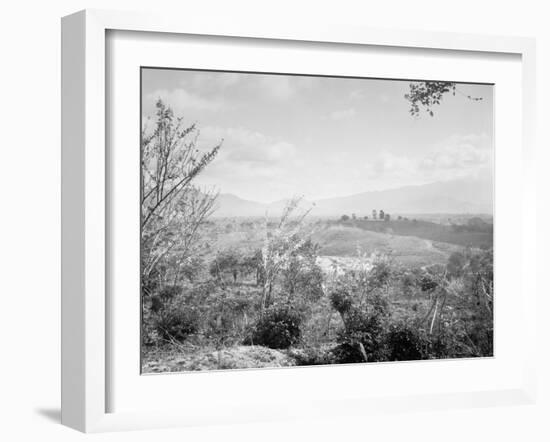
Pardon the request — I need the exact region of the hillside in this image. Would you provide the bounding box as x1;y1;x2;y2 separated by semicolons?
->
210;178;493;217
345;218;493;249
312;225;461;267
203;222;464;267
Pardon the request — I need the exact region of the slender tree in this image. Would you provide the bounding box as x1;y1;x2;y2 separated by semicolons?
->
141;100;223;297
260;197;313;310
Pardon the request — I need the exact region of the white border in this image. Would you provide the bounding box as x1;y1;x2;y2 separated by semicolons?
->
61;9;537;433
109;30;521;413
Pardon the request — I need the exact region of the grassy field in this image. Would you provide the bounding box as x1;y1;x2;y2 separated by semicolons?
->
313;225;462;266
203;219;468;267
339;218;493;249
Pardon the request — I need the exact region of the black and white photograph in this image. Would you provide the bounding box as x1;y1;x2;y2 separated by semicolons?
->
2;0;548;439
140;68;494;373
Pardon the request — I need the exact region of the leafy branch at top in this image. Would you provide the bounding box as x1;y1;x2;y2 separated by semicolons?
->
404;81;483;117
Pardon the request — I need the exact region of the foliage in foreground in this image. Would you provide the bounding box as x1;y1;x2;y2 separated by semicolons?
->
142;229;494;370
249;305;303;349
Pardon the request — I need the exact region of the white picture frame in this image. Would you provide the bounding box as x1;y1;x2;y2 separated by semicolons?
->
61;9;537;433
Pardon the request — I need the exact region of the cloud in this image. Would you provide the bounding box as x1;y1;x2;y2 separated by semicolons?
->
182;72;242;91
350;90;390;104
420;133;492;172
256;76;294;100
217;73;241;87
253;75;316;101
327;108;357;121
200;126;296;164
349;89;368;100
145;73;318;121
228;140;296;163
193;131;492;203
145;88;226;114
369;152;417;177
364;133;492;185
191;126;299;202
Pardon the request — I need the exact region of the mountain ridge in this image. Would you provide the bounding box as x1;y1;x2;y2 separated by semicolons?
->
211;178;493;217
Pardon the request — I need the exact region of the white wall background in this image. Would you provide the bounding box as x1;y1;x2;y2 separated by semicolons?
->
0;1;547;441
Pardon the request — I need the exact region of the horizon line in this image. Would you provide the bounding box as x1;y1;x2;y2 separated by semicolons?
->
216;176;491;206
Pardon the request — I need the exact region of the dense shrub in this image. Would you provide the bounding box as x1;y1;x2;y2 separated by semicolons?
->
202;288;261;347
334;308;387;363
150;285;181;313
329;287;353;315
281;261;324;302
250;305;302;349
369;292;390;317
155;305;200;343
386;321;428;361
446;251;468;278
419;272;438;292
328;255;393;363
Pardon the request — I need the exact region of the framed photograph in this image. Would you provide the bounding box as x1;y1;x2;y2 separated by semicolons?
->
61;9;537;432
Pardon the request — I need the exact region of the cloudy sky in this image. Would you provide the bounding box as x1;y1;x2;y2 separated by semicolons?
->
142;68;493;203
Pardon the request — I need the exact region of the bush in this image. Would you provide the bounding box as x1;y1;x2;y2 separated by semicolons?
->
150;285;181;313
400;268;423;297
386;321;428;361
419;272;438;292
446;251;468;278
334;308;387;363
329;287;353;315
155;305;200;343
250;305;302;349
281;261;324;303
202;288;260;348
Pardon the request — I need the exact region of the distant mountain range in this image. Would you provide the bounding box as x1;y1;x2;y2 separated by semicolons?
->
210;178;493;217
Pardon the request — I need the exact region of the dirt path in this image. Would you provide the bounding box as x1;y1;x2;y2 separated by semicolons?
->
423;239;448;255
